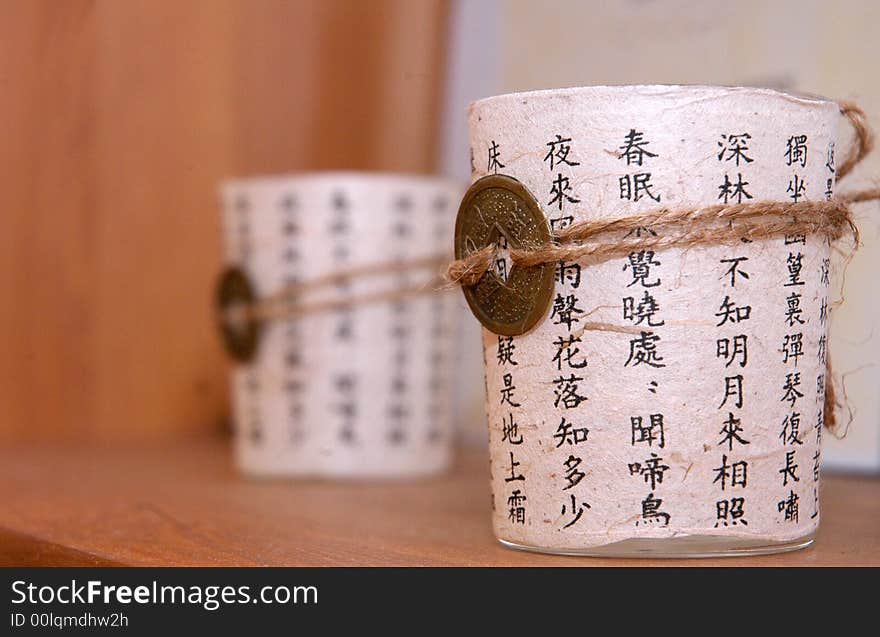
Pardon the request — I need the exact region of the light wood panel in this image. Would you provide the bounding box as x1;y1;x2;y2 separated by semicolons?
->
0;0;449;442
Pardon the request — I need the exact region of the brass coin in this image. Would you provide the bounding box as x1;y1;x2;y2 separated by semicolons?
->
454;174;554;336
216;266;261;363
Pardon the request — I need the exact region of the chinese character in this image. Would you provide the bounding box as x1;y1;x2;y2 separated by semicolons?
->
549;216;574;232
780;412;804;446
780;333;804;366
719;412;751;450
717;133;754;165
787;174;807;202
778;490;800;523
337;399;357;423
552;334;588;370
331;191;349;212
494;256;508;282
623;226;658;238
550;293;585;331
626;331;666;368
392;220;410;238
544;134;580;170
785;292;805;327
492;233;510;283
779;449;800;486
818;335;827;365
716;334;748;368
623;290;665;327
505;451;524;482
286;350;303;369
282;217;299;236
556;261;581;289
553;374;588;409
388;426;407;447
785;134;808;167
553;417;590;447
718;173;753;204
820;258;831;286
488;140;505;173
825;146;835;197
500;373;521;407
628;453;670;490
631;413;665;448
637;493;670;527
619;173;661;202
719;375;744;409
333;374;354;393
715;296;751;326
394;194;413;213
619;129;658;166
388;410;413;438
280;193;297;212
336;314;354;340
624;250;661;288
338;424;355;445
715;497;748;527
785;252;805;287
562;455;586;490
548;173;580;210
781;372;804;407
713;454;748;490
501;412;523;445
720;256;750;287
560;494;591;529
388;403;408;427
497;336;518;366
508;490;527;524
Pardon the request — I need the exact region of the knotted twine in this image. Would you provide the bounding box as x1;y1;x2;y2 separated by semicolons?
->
444;101;879;431
239;254;448;323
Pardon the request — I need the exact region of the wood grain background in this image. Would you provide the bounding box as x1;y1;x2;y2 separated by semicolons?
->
0;0;449;442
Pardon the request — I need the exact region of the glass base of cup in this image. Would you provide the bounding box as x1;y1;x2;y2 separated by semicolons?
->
497;531;815;558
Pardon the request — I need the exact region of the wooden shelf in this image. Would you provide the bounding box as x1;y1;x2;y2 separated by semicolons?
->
1;437;877;566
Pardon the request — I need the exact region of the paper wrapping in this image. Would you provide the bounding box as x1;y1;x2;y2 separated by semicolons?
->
468;86;837;550
220;173;461;478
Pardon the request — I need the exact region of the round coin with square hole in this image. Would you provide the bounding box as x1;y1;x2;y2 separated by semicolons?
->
216;266;261;362
454;174;554;336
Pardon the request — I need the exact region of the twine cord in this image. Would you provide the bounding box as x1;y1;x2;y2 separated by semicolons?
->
445;102;876;287
443;101;878;432
226;255;450;325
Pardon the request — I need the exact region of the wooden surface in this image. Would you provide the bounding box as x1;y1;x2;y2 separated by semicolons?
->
1;439;877;566
0;0;449;443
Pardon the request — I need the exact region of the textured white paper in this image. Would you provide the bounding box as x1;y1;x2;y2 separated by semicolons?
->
468;86;837;549
220;173;461;478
